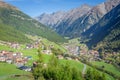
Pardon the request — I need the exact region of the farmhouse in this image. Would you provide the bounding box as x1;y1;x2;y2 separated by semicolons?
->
42;50;52;55
0;50;28;67
26;44;34;49
9;43;20;49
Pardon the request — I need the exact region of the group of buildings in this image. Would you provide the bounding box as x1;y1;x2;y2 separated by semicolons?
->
0;50;32;71
0;50;29;66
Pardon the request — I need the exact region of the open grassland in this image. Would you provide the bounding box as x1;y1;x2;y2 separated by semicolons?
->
0;44;117;80
59;59;84;72
85;64;115;80
41;55;115;80
0;44;16;51
92;61;120;77
0;63;33;80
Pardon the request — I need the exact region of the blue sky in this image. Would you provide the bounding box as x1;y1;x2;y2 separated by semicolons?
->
4;0;105;17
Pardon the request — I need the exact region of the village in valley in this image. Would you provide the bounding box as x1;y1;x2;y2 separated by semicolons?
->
0;39;53;72
0;38;119;73
0;37;120;80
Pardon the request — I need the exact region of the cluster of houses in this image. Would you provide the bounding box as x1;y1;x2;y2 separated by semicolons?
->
88;50;99;57
65;44;79;55
9;42;39;49
64;43;101;61
26;41;39;49
9;43;20;49
5;40;40;50
40;43;54;55
0;39;104;71
80;50;101;61
25;39;42;49
42;50;52;55
0;50;32;71
103;52;120;64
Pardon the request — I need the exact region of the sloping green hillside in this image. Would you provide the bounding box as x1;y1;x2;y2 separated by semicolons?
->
0;2;67;43
0;23;30;43
0;63;33;80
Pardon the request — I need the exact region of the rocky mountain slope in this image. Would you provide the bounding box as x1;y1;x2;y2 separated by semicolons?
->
36;0;120;38
36;4;92;33
35;11;66;29
83;4;120;52
0;1;67;43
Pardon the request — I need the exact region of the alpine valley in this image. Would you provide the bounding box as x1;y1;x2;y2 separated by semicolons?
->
0;0;120;80
36;0;120;52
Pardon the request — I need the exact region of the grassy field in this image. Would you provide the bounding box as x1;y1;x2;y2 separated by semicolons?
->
0;44;117;80
85;64;115;80
59;59;84;72
0;44;16;51
0;61;114;80
0;62;33;80
92;61;120;77
42;38;67;52
40;55;115;80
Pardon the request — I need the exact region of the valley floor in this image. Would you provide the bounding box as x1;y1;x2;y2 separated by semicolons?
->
0;42;119;80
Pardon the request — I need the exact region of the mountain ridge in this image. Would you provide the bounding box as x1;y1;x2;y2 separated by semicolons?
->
83;4;120;52
0;1;18;10
36;0;120;38
36;4;92;31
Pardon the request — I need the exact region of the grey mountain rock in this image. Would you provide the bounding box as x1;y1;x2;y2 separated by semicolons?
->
84;4;120;52
36;0;120;38
36;4;92;30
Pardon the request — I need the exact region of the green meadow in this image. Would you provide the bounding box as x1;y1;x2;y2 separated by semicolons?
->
0;62;33;80
0;44;117;80
92;61;120;77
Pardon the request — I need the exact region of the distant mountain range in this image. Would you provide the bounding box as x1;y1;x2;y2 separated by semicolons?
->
36;4;92;37
36;0;120;38
0;0;120;52
35;4;92;30
0;1;67;43
36;0;120;52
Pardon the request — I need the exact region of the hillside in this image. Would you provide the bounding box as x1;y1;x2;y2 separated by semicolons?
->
0;23;30;43
83;4;120;52
0;1;67;43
